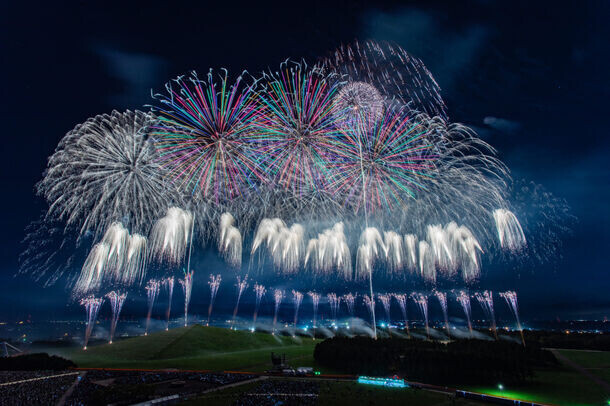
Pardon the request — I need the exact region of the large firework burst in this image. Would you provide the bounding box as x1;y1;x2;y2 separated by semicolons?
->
37;110;180;237
152;70;266;205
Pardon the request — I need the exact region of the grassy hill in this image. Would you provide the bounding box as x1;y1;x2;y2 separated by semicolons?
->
61;325;319;372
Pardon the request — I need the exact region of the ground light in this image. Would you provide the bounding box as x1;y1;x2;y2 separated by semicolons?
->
357;376;407;388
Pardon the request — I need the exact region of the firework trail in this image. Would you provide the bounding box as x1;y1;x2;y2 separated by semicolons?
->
475;291;497;339
308;291;321;338
356;227;387;338
327;293;340;322
252;283;266;328
251;218;305;274
292;290;304;331
343;293;356;328
378;294;392;324
37;110;180;239
392;293;410;337
164;277;174;330
219;213;242;268
231;276;249;329
500;291;525;346
494;209;526;251
324;40;447;120
456;290;473;336
404;234;418;272
152;70;265;204
305;222;351;279
145;279;161;335
434;290;450;333
383;232;403;274
179;270;194;327
80;296;104;350
207;274;222;325
149;208;193;267
362;294;376;331
254;61;343;198
72;223;148;297
411;293;429;338
272;289;285;334
106;291;127;344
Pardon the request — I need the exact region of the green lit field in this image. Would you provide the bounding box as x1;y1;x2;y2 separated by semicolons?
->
57;325;321;372
182;379;483;406
468;350;610;406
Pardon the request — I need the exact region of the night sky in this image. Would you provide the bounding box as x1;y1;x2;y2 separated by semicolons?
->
1;1;608;323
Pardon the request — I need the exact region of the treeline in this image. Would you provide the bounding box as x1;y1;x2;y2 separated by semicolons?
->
0;353;75;370
314;337;557;385
524;330;610;350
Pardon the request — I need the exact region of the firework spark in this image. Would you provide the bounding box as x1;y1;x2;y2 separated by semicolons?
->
378;293;392;324
500;291;524;345
308;291;321;338
392;293;410;337
231;276;248;328
207;274;221;325
252;283;266;328
106;291;127;344
272;289;285;334
292;290;304;330
80;296;104;350
411;293;429;338
144;279;161;335
475;290;497;339
179;270;194;327
434;290;450;333
164;276;174;330
455;290;473;336
219;213;242;268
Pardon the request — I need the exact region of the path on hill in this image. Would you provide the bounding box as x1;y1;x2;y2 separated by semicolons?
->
56;371;86;406
550;349;610;392
200;375;267;395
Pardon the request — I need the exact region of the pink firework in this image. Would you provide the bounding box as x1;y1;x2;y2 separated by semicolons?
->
105;291;127;344
475;291;497;339
392;293;410;337
327;293;340;322
164;277;174;331
272;289;285;334
231;276;249;329
433;290;450;333
252;283;266;328
500;291;524;346
411;293;429;338
378;294;392;324
145;279;161;335
455;290;473;336
80;296;104;350
292;290;304;328
207;274;221;325
308;291;321;338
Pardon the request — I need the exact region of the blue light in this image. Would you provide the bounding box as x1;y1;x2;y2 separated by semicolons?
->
357;376;407;388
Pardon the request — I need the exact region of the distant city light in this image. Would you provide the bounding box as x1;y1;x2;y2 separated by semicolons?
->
358;376;407;388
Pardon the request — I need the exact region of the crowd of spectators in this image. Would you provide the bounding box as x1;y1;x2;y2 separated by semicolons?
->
66;370;256;405
0;372;75;405
234;379;319;406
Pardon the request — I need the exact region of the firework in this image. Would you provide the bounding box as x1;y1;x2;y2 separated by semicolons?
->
475;290;497;339
254;61;343;197
152;70;265;204
272;289;285;334
433;290;450;333
327;293;340;322
251;218;304;274
493;209;526;251
403;234;418;272
383;232;403;274
334;81;385;125
231;276;249;328
305;222;351;279
418;241;435;283
37;110;180;238
252;283;266;328
411;293;429;338
179;270;194;327
325;40;447;119
392;293;410;337
362;294;376;331
219;213;242;268
455;290;473;336
207;274;222;325
144;279;161;335
355;227;386;279
80;296;104;350
292;290;304;330
73;223;147;297
343;293;356;317
149;208;193;267
378;294;392;324
106;291;127;344
500;291;524;346
308;291;321;338
164;277;174;330
329;109;433;216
